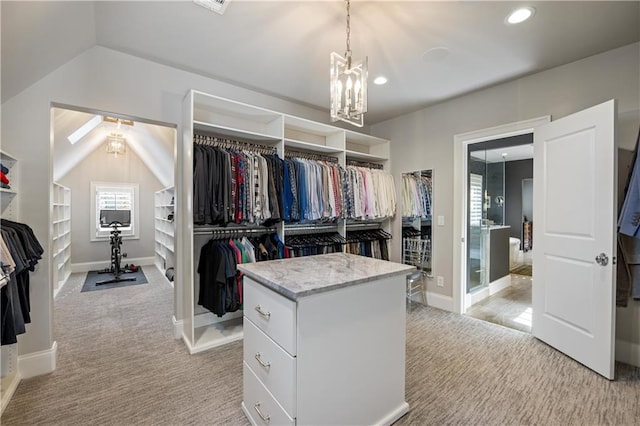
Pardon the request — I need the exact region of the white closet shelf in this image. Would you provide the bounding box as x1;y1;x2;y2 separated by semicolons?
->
193;121;281;144
284;139;343;154
193;91;282;123
0;188;16;195
345;150;389;162
155;217;174;223
181;90;392;357
186;316;244;354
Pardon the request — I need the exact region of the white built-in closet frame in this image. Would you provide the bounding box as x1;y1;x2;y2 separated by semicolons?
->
177;90;392;354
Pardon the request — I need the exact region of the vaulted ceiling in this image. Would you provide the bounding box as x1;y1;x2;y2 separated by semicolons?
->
3;1;640;125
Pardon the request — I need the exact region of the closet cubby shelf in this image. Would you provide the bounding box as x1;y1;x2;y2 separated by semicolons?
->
154;186;175;282
179;90;393;355
51;182;71;299
193;121;281;144
345;150;389;162
1;150;20;415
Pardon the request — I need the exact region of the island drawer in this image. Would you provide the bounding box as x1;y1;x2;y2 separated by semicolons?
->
244;277;297;355
243;317;296;417
243;361;295;426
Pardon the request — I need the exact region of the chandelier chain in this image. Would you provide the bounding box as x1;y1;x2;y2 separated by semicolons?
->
345;0;351;55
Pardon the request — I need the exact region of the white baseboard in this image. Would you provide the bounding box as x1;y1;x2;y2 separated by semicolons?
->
18;341;57;379
172;316;183;340
465;275;511;309
426;291;454;312
489;275;511;295
616;338;640;368
71;256;155;273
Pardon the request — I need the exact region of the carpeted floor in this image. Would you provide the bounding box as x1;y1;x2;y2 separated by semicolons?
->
3;266;640;425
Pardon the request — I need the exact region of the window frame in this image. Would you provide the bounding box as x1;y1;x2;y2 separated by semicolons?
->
90;182;140;241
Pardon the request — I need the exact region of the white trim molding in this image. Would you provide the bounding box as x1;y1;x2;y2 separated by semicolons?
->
18;341;57;379
426;291;454;312
615;339;640;368
172;316;184;340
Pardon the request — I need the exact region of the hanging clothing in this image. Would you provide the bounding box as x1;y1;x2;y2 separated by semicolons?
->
402;173;432;219
345;229;391;261
193;142;284;226
197;233;281;317
344;166;396;220
283;232;346;258
1;220;44;346
619;129;640;239
285;158;345;223
617;128;640;306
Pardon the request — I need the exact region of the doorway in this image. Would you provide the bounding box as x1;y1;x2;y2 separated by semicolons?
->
452;116;550;322
463;140;534;333
50;103;177;329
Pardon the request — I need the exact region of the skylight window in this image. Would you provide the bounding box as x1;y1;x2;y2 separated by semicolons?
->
67;115;102;144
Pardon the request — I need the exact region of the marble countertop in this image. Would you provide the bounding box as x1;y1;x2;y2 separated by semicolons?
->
238;252;416;301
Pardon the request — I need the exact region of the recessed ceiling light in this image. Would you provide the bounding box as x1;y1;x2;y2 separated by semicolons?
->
373;76;388;85
506;7;535;24
422;46;450;62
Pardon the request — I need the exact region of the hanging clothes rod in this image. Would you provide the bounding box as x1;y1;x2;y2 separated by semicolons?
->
284;223;339;234
345;222;383;230
193;226;277;236
346;159;384;170
193;133;277;154
285;149;339;163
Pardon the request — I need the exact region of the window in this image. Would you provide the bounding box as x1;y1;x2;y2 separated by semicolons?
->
91;182;139;240
469;173;483;227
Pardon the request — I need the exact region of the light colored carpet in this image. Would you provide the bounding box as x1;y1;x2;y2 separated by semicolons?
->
3;267;640;425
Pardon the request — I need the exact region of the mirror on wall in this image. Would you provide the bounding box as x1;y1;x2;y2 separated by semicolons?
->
401;169;433;277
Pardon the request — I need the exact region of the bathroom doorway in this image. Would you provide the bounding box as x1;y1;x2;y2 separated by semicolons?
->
463;134;534;333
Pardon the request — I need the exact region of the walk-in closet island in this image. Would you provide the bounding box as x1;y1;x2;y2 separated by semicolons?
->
238;252;415;426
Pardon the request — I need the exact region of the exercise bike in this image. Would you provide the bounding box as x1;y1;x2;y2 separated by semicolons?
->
96;221;137;286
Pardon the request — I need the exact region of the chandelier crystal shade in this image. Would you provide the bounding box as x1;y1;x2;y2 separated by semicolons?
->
330;0;368;127
106;133;126;157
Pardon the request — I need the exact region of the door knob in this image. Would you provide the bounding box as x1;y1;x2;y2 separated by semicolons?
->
595;253;609;266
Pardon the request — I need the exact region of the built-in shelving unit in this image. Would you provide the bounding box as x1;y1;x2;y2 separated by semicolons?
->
179;90;391;354
52;182;71;298
1;150;19;414
154;186;175;285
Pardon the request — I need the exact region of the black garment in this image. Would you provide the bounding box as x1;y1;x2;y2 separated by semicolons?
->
197;240;241;317
0;220;43;346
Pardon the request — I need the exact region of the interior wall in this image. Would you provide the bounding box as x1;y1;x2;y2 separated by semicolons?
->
58;143;163;265
504;159;533;242
0;45;330;357
373;42;640;345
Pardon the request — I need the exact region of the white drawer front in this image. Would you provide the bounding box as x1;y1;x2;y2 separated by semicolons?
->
244;318;296;417
244;277;296;355
243;361;295;426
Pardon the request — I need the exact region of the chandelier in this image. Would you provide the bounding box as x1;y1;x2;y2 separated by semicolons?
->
330;0;368;127
106;133;126;157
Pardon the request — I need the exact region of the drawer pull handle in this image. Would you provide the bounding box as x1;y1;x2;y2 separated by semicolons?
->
254;402;271;422
255;352;271;369
255;305;271;319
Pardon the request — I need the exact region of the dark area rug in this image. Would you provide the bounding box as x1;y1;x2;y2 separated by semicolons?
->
81;267;148;292
510;263;532;276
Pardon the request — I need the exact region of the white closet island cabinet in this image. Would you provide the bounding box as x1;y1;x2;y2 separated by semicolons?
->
238;252;415;426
